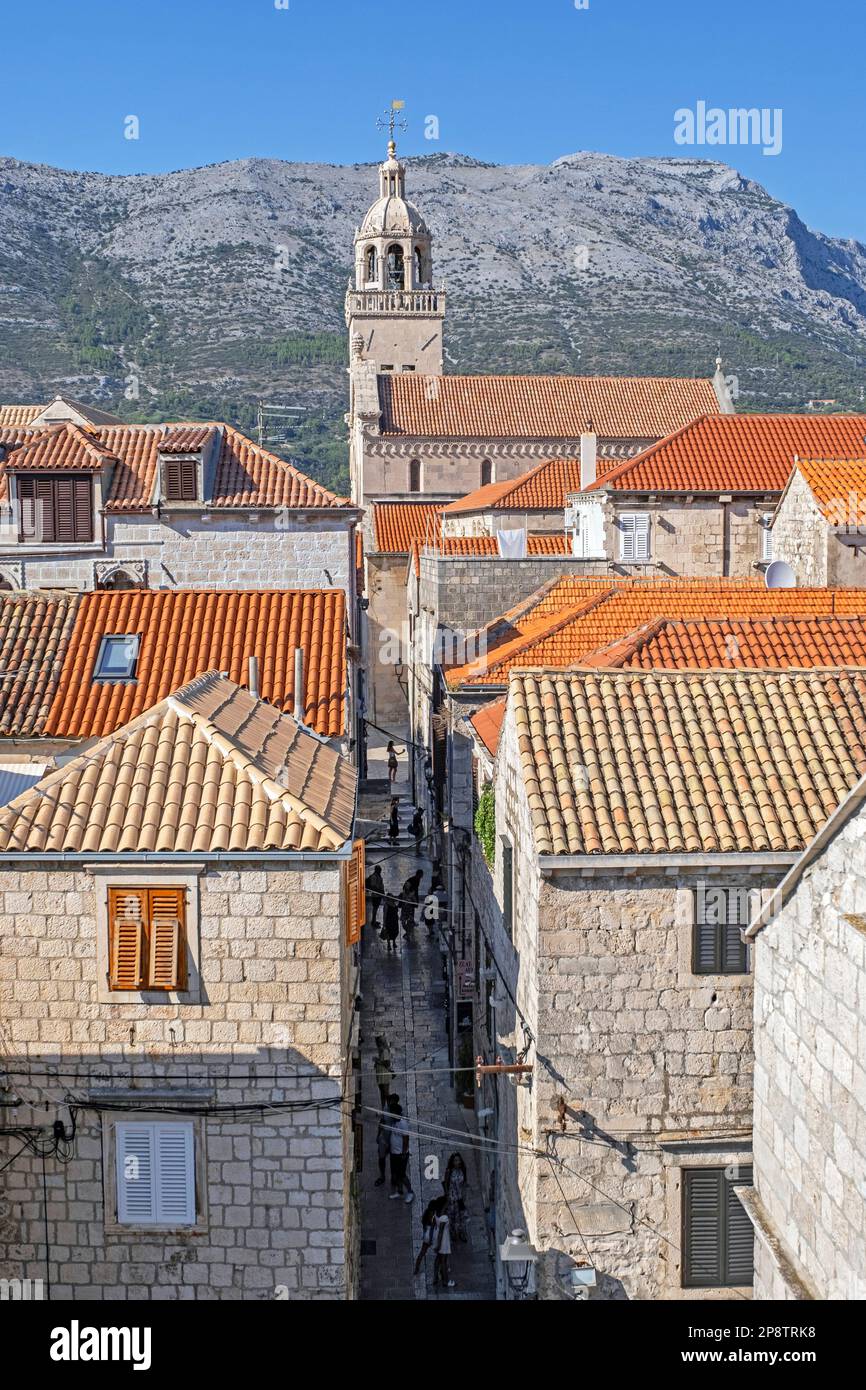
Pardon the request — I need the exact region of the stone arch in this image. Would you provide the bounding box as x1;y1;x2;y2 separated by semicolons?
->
409;459;421;493
94;561;146;592
0;563;22;592
386;244;405;291
481;459;493;488
365;245;378;284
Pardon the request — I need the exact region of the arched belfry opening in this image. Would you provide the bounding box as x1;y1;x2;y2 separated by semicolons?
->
365;246;378;285
387;245;405;291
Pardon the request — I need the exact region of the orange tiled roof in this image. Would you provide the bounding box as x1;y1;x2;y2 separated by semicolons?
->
379;374;721;439
442;456;622;515
469;699;506;759
0;672;357;855
371;502;443;553
0;422;348;512
42;588;347;740
511;668;866;856
793;457;866;524
581;614;866;669
410;533;573;575
0;406;42;428
447;583;866;687
584;414;866;494
0;591;81;737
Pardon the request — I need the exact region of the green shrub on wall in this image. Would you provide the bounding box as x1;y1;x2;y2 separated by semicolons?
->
474;784;496;866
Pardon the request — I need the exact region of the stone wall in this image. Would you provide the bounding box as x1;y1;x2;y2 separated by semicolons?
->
1;515;355;596
606;496;772;578
0;859;357;1300
364;552;410;730
770;471;829;586
751;801;866;1300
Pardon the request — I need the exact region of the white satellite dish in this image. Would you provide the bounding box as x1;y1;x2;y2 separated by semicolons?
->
765;560;796;589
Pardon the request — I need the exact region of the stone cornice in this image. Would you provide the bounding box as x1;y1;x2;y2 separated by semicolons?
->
361;435;643;461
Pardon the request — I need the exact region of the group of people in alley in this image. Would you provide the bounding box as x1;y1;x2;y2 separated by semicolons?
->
373;1037;470;1290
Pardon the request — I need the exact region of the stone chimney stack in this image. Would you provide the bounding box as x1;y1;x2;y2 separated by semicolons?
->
580;432;597;490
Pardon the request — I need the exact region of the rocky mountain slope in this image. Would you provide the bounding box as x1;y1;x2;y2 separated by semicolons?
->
1;150;864;489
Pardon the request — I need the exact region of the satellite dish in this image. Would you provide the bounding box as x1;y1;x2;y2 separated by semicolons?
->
765;560;796;590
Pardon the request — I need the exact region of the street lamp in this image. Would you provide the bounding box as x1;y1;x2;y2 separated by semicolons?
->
499;1228;539;1298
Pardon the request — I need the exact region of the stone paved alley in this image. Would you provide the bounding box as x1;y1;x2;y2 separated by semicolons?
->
357;736;496;1301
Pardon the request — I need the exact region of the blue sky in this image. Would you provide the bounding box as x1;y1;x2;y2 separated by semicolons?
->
2;0;864;240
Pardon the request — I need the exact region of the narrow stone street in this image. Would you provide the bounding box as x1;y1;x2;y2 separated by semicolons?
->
356;735;496;1301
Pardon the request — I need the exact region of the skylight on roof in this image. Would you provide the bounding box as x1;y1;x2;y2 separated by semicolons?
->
93;634;140;682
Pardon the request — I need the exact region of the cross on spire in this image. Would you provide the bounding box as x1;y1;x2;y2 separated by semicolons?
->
376;100;407;153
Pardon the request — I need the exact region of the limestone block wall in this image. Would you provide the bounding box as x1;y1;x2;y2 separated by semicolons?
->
752;806;866;1300
0;860;356;1301
418;555;619;636
606;497;771;578
364;553;411;728
769;472;829;586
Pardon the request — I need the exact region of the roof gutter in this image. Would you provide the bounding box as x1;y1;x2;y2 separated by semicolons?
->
0;849;353;865
540;851;798;875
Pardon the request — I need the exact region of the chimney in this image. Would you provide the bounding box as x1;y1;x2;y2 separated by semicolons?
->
247;655;259;698
580;432;597;490
293;647;305;723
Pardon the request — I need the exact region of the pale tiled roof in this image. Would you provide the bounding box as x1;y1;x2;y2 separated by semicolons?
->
510;668;866;857
0;592;81;737
379;374;721;439
0;672;356;855
0;406;42;428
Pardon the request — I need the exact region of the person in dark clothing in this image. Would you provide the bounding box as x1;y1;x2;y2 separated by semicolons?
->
375;1093;400;1186
381;895;400;952
366;864;385;927
400;870;424;935
409;807;424;852
388;798;400;845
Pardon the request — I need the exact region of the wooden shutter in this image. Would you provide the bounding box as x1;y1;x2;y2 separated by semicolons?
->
16;475;36;540
693;916;719;973
147;888;185;989
116;1123;155;1223
725;1164;754;1285
155;1124;196;1224
343;839;365;945
109;888;145;989
73;476;93;541
163;460;197;501
683;1169;723;1287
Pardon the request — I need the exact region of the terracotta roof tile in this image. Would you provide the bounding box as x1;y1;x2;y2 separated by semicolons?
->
0;406;42;428
379;374;721;439
447;582;866;687
0;592;81;736
585;414;866;494
0;422;349;512
793;457;866;524
581;614;866;669
410;532;573;575
0;672;356;855
42;588;347;741
511;668;866;856
371;502;443;553
469;699;505;758
442;456;622;515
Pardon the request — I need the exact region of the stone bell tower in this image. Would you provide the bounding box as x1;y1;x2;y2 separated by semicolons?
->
344;137;445;376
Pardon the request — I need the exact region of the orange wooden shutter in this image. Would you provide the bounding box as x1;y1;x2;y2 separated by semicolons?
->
147;888;185;989
109;888;145;989
344;840;365;946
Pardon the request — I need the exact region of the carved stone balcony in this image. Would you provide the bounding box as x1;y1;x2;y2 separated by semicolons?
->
345;288;446;321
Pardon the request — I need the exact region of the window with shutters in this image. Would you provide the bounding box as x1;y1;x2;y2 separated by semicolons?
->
115;1121;196;1227
161;458;198;502
501;838;514;940
619;512;650;561
682;1165;754;1287
108;887;186;992
692;884;750;975
16;474;93;544
760;522;773;563
342;840;366;946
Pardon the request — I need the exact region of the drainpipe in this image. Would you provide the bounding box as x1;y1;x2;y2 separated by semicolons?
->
294;647;305;723
720;495;732;576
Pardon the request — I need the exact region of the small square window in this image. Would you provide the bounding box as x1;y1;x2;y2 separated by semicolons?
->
93;634;140;682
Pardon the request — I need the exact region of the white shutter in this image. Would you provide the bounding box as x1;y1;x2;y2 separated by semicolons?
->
620;513;650;560
116;1123;155;1223
116;1121;195;1225
585;502;606;557
761;524;773;563
155;1124;196;1224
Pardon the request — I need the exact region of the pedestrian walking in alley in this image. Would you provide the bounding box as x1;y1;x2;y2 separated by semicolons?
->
410;806;424;852
400;869;424;936
443;1153;469;1243
374;1038;394;1108
414;1195;446;1276
388;1104;414;1202
386;741;404;785
381;894;400;952
431;1206;455;1288
366;863;385;927
388;798;400;845
374;1093;399;1186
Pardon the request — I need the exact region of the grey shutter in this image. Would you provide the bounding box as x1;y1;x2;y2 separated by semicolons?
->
693;918;719;973
721;922;748;973
683;1169;723;1287
502;840;514;938
725;1165;754;1285
35;477;56;543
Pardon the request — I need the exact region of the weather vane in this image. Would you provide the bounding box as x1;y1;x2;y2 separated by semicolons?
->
376;100;408;146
